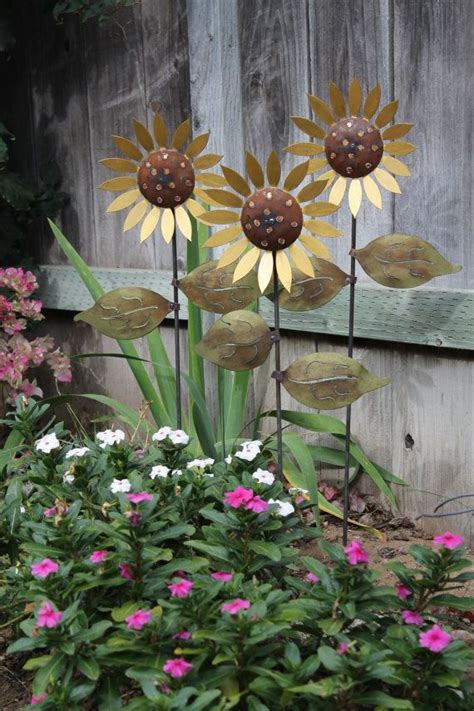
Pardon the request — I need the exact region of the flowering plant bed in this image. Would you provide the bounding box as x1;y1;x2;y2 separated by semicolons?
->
0;401;473;709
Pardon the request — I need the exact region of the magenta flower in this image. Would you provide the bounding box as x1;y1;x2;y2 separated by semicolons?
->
245;495;269;513
119;563;135;580
163;657;193;678
395;582;412;600
224;486;254;509
43;506;57;518
126;492;153;504
168;578;194;598
89;550;108;564
419;624;452;652
126;609;152;630
344;540;369;565
221;598;251;615
211;571;233;582
128;511;142;527
305;572;319;584
337;642;349;656
433;531;465;550
31;692;47;705
172;630;192;640
31;558;59;579
36;601;62;628
402;610;424;625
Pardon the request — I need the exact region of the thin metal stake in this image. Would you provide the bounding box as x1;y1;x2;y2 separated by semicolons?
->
342;215;357;546
171;213;182;429
272;252;283;477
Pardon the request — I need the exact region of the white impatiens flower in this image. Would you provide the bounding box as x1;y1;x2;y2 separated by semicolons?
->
19;506;26;514
63;473;75;484
65;446;90;460
268;499;295;517
152;426;172;442
169;429;190;446
186;458;215;470
225;455;232;465
235;440;262;462
150;465;170;480
110;478;131;493
35;432;60;454
252;468;275;486
96;429;125;449
171;469;183;477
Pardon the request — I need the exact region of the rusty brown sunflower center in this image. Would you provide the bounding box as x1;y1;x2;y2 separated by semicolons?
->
240;188;303;251
325;116;383;178
137;149;195;208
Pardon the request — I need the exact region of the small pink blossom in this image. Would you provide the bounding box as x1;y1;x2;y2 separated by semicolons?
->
128;512;142;527
31;558;59;579
43;506;57;518
221;598;251;615
402;610;424;625
172;630;192;640
163;657;192;678
126;609;152;630
419;624;452;652
344;540;369;566
31;692;47;705
89;550;108;564
396;582;412;600
211;571;233;582
305;572;319;584
337;642;349;655
168;578;194;598
245;495;269;513
433;531;465;550
224;486;254;509
36;601;62;628
119;563;135;580
126;492;153;504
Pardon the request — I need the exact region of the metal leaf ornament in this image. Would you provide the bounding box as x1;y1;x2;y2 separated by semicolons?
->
268;256;350;311
75;287;171;339
281;353;389;410
195;310;272;371
288;79;415;217
353;234;462;288
179;260;260;314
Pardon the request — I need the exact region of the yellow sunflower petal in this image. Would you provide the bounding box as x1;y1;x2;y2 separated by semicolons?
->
299;233;332;260
362;175;382;209
289;243;314;277
99;158;137;173
112;135;143;161
304;219;342;237
329;81;346;118
106;189;140;213
285;142;325;156
153;113;168;147
175;204;192;241
133;119;154;152
276;250;292;292
204;225;243;248
348;78;362;115
217;237;249;268
384;141;416;155
233;247;260;282
283;161;309;191
374;167;401;194
198;209;240;226
172;119;191;150
258;250;274;293
307;157;328;173
302;201;339;217
161;208;176;243
297;179;327;202
382;155;411;177
123;199;148;232
194;153;223;169
195;172;227;187
328;176;347;205
140;206;161;243
221;166;251;197
99;176;137;191
201;188;243;208
186;197;206;219
308;93;335;125
348;179;362;217
363;84;381;119
318;168;337;188
246;152;265;189
193;187;222;207
382;123;413;140
290;116;326;140
266;149;281;187
186;132;210;158
375;100;399;128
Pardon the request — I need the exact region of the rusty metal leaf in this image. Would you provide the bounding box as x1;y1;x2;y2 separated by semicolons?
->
180;260;259;314
268;257;349;312
75;287;171;339
353;233;462;288
195;310;272;371
282;353;390;410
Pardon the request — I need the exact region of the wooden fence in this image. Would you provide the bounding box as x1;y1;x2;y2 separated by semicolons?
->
5;0;473;543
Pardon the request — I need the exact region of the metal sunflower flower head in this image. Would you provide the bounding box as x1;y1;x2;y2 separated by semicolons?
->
98;113;222;243
194;150;341;293
287;79;415;217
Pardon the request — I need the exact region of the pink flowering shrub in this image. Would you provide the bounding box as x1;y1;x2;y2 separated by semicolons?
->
0;267;71;401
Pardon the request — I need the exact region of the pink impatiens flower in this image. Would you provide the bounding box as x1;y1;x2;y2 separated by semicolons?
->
245;495;269;513
31;558;59;579
89;550;108;564
395;582;412;600
126;492;153;504
172;630;192;640
31;692;47;705
211;571;233;582
224;486;254;509
344;540;369;566
221;598;251;615
163;657;193;678
433;531;465;550
168;578;194;598
402;610;424;625
36;601;62;628
337;642;349;655
126;609;152;630
419;624;452;652
305;572;319;584
119;563;135;580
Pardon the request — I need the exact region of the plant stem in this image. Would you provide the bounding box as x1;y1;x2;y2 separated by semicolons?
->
171;212;182;429
272;253;283;479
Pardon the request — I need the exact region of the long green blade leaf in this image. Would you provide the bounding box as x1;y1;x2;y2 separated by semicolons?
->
283;432;319;527
146;329;176;425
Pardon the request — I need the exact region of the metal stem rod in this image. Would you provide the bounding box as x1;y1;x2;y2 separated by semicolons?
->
342;215;357;546
171;215;182;429
272;252;283;477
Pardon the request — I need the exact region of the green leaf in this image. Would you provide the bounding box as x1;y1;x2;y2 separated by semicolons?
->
354;691;414;709
318;645;344;672
147;330;177;425
186;213;207;398
283;432;319;526
269;409;346;435
77;656;101;681
318;618;344;635
184;540;230;562
23;655;52;671
111;602;139;622
249;540;282;561
0;428;24;473
429;594;474;611
98;677;122;710
42;393;150;434
33;653;67;695
7;637;42;654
